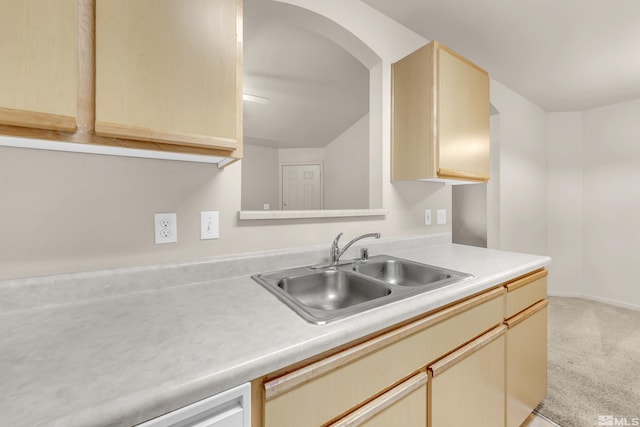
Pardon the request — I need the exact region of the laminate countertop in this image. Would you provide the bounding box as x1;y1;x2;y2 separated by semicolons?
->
0;236;550;427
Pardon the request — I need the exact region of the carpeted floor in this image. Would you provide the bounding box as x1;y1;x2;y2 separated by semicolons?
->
536;297;640;427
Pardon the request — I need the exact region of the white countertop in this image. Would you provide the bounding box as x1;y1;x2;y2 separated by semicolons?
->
0;239;550;427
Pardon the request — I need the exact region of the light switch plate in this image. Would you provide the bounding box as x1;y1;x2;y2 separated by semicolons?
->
424;209;432;225
201;211;219;240
154;213;177;244
436;209;447;225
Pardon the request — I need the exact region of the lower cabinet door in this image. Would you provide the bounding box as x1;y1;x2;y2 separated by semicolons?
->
505;299;548;427
330;372;428;427
428;326;506;427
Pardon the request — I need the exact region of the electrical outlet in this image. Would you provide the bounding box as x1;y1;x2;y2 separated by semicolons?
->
424;209;432;225
155;213;177;244
437;209;447;225
201;211;219;240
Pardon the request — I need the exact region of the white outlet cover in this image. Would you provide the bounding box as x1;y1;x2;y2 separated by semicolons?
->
437;209;447;225
155;213;177;244
201;211;219;240
424;209;432;225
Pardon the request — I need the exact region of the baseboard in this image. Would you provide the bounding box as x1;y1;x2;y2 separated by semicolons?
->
548;292;640;312
547;291;583;298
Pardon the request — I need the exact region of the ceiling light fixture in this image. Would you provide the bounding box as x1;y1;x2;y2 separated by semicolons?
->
242;93;270;104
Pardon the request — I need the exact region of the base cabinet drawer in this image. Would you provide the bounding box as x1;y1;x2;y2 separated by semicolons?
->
329;372;428;427
505;299;548;427
505;270;547;318
428;326;506;427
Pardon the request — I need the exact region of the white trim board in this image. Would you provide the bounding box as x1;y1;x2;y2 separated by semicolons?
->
0;135;229;165
238;209;387;220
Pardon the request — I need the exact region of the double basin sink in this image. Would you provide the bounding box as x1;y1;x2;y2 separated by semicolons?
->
252;255;473;324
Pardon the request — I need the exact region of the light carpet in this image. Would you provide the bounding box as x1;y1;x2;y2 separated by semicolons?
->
536;297;640;427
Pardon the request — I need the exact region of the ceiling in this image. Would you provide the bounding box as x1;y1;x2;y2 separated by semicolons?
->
363;0;640;111
243;0;369;149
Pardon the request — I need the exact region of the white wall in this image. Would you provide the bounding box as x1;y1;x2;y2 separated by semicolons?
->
490;79;549;256
547;112;583;296
582;99;640;309
241;144;279;210
324;114;369;209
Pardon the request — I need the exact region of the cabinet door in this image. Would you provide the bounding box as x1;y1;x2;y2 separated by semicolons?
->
505;300;548;427
95;0;241;151
428;325;506;427
329;372;428;427
263;287;504;427
0;0;77;131
436;45;490;181
391;40;489;183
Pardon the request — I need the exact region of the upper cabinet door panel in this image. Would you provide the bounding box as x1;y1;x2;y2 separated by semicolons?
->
0;0;77;131
95;0;241;151
392;40;490;183
437;46;490;181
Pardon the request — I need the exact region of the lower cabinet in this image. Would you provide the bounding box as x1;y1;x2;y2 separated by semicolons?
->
329;372;428;427
428;326;506;427
505;300;548;427
257;287;504;427
252;269;549;427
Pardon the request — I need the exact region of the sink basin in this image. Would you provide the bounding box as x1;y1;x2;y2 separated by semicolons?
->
278;270;390;311
252;255;473;324
355;256;471;287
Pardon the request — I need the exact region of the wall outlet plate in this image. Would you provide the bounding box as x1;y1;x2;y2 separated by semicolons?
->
437;209;447;225
201;211;219;240
154;213;177;244
424;209;432;225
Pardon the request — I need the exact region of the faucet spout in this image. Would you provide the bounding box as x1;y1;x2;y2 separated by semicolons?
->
330;232;380;264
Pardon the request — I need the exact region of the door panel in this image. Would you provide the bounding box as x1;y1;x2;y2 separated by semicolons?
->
281;164;322;210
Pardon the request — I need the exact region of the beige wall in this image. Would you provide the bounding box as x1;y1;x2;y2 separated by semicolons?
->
490;79;548;257
324;114;369;209
0;144;451;279
241;144;279;210
547;112;583;297
582;98;640;309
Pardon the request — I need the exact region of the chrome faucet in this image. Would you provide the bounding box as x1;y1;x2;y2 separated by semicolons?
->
329;232;381;264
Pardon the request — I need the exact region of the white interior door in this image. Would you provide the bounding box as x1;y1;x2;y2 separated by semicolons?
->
281;164;322;210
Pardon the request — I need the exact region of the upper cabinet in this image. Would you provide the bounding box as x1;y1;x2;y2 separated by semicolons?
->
0;0;77;132
95;0;242;153
0;0;242;166
392;40;490;183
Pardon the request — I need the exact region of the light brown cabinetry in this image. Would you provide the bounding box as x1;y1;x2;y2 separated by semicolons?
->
95;0;242;152
503;270;549;427
0;0;77;131
0;0;242;164
256;287;505;427
329;372;428;427
391;40;490;183
428;326;506;427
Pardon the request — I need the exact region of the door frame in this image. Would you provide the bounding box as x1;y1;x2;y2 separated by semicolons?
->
279;162;324;210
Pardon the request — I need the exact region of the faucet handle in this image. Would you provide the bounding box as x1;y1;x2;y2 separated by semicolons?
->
332;232;343;248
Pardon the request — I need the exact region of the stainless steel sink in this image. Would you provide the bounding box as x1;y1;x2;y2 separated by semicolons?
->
252;255;473;324
278;270;390;311
354;256;471;288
